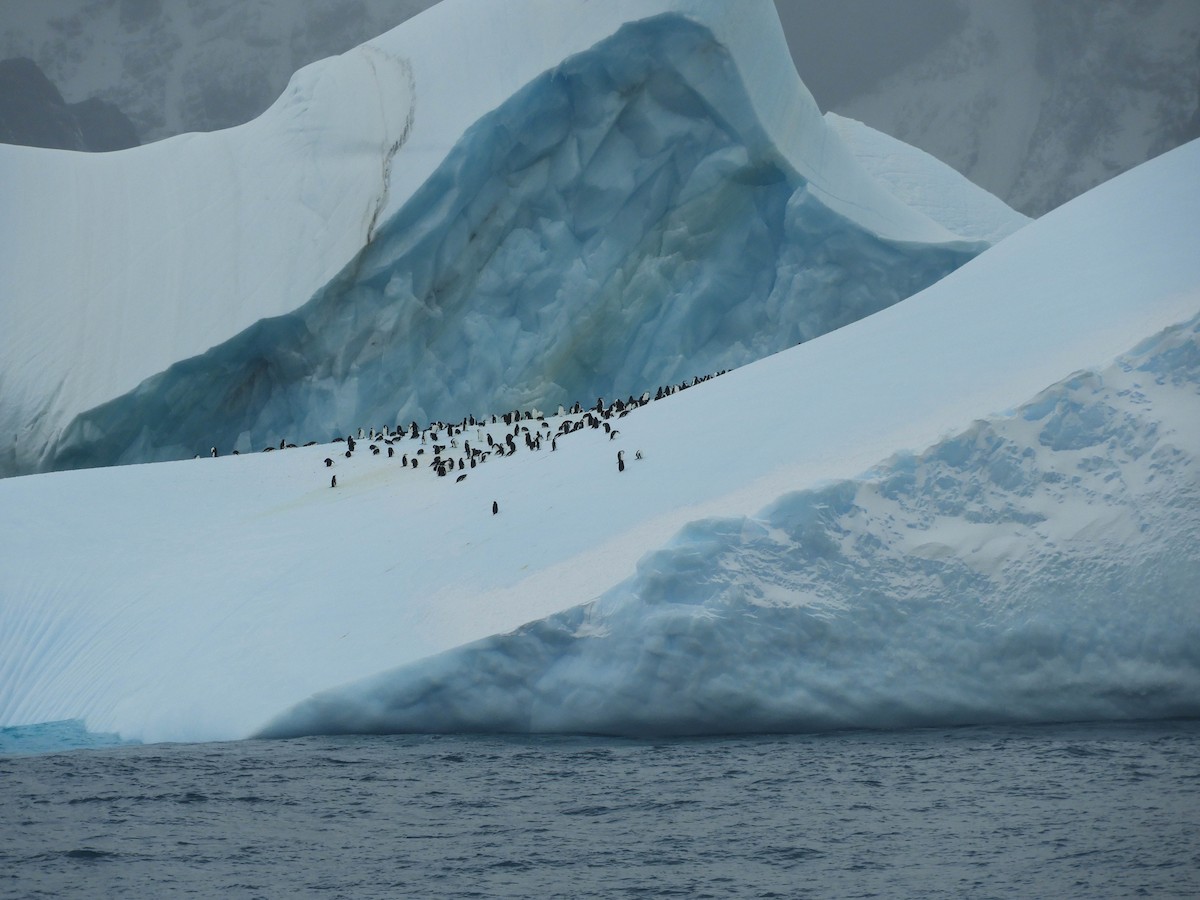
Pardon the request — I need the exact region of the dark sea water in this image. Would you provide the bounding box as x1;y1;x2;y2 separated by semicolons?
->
1;720;1198;899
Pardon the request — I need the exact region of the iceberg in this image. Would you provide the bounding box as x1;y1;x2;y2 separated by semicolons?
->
1;130;1196;744
1;0;1006;478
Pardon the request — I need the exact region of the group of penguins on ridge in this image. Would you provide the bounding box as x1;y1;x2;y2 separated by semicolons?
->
206;370;728;508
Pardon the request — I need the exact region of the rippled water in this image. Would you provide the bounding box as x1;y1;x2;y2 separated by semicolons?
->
2;720;1198;898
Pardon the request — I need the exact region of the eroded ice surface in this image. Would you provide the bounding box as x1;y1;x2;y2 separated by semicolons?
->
2;0;1007;478
44;16;980;472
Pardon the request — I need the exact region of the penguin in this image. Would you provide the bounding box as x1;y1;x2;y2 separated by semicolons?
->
388;446;395;458
635;450;643;460
345;450;352;458
617;450;625;473
492;500;499;515
347;436;356;452
279;438;286;450
331;474;337;488
456;473;467;483
324;457;333;467
211;447;218;457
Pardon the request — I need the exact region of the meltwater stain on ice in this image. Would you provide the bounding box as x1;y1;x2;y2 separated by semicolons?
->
259;315;1200;739
48;15;978;471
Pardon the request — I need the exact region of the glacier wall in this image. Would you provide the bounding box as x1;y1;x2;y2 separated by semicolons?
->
260;314;1200;738
47;16;979;471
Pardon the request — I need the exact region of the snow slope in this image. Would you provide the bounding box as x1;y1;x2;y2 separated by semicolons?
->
2;137;1197;745
1;0;1005;478
262;315;1200;737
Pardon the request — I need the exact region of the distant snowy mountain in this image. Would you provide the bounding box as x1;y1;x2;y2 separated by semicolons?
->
827;0;1200;216
0;57;139;151
0;0;1013;478
0;0;437;143
2;136;1196;745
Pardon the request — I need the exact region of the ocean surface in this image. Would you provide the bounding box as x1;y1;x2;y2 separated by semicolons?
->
2;719;1197;898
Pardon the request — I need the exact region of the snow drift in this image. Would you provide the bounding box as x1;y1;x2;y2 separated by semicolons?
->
1;133;1197;745
1;0;1010;478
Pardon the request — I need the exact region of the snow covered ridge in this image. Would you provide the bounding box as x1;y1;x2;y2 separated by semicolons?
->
0;0;1009;479
259;313;1200;738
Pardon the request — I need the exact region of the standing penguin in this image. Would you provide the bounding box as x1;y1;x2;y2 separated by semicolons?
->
617;450;625;473
492;500;499;515
331;474;337;488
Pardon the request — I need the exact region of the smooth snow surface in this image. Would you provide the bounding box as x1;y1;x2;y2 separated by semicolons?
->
2;138;1198;744
825;113;1030;245
1;0;995;478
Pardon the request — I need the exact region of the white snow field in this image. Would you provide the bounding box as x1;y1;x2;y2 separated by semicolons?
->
0;0;1015;479
1;137;1198;745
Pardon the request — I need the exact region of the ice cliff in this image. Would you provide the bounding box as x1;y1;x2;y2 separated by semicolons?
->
1;0;1011;477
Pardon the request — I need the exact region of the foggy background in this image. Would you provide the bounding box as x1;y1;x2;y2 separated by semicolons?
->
1;0;1198;215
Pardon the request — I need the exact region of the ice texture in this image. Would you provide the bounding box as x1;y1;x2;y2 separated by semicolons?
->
260;314;1200;737
44;17;979;472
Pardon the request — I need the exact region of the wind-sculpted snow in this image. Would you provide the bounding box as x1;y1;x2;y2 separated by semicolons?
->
260;315;1200;738
46;16;979;472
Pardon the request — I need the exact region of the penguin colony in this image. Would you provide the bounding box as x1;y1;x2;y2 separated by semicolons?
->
196;369;729;496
